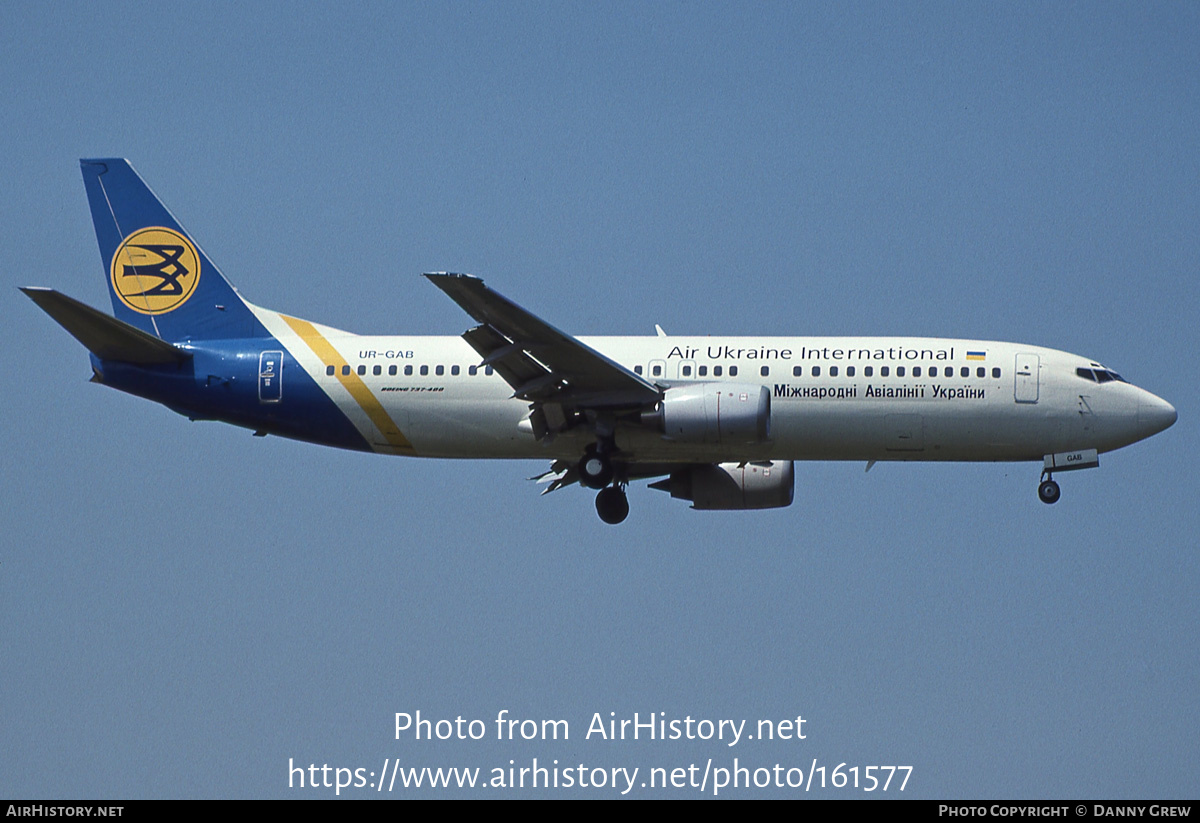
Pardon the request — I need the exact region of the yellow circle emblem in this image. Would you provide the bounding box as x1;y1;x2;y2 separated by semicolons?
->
110;227;201;315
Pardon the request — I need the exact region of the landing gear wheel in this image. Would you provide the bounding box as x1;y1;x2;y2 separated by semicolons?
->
595;486;629;525
1038;479;1061;505
579;446;614;489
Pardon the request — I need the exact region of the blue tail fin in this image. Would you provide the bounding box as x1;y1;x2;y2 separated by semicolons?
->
81;158;266;341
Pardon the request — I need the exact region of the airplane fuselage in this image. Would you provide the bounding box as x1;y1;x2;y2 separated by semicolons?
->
27;159;1176;523
94;307;1175;468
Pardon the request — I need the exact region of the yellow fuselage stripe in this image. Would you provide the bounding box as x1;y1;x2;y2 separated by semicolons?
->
280;315;415;454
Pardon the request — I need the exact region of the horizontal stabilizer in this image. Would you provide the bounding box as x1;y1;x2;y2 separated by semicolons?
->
21;287;190;365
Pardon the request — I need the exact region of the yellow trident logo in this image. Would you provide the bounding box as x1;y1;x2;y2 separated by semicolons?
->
110;227;201;314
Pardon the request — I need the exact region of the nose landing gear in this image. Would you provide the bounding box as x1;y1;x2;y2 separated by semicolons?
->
1037;449;1099;505
1038;474;1061;505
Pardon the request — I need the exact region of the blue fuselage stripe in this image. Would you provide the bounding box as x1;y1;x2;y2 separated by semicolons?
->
91;337;369;451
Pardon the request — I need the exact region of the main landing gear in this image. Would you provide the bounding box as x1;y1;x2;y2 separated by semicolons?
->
579;443;614;489
579;441;628;524
595;485;630;524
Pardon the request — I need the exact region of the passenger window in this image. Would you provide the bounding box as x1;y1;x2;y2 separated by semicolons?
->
389;365;397;376
992;368;1001;378
812;366;821;377
683;365;692;376
451;365;460;376
847;366;855;377
436;365;444;376
793;365;803;377
342;365;351;376
326;365;335;376
977;367;985;378
881;366;889;377
485;366;494;375
635;365;643;375
420;365;428;376
729;365;738;376
357;365;366;376
373;365;382;376
830;366;838;377
761;366;769;377
469;365;478;376
960;366;969;378
405;365;413;376
652;364;662;377
699;365;708;377
864;366;873;377
913;366;922;377
714;366;723;376
897;366;906;377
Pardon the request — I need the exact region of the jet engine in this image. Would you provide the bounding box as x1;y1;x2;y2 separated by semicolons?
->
650;460;794;510
646;383;771;445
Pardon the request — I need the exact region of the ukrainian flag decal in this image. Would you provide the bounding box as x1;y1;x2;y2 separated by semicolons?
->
966;351;986;361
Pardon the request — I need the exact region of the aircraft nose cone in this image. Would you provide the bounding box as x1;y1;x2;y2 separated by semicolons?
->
1138;394;1177;437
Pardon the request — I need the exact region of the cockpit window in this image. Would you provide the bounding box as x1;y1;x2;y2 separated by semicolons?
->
1077;367;1127;384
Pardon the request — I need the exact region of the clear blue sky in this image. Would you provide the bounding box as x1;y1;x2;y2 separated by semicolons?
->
2;1;1197;798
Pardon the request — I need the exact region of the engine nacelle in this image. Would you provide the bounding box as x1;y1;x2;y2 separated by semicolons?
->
652;461;794;510
650;383;771;444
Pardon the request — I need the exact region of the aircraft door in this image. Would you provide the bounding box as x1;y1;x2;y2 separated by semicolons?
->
258;350;283;403
1014;353;1039;403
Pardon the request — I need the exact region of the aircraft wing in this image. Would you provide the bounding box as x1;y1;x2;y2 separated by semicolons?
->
425;273;661;410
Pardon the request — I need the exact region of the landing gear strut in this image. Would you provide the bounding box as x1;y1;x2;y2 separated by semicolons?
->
1038;472;1061;505
595;485;629;525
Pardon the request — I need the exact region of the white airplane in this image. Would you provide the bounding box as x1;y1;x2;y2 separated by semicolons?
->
23;159;1177;524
